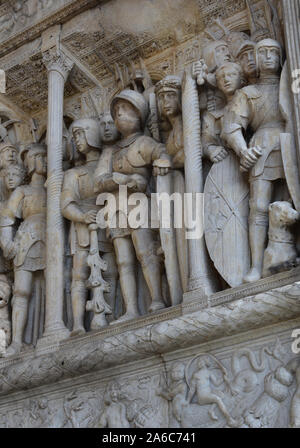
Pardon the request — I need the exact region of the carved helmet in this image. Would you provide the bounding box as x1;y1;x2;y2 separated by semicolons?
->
20;143;47;175
20;143;46;162
232;39;255;60
110;89;149;128
202;40;232;73
155;75;182;95
70;118;102;150
0;141;17;155
255;38;283;71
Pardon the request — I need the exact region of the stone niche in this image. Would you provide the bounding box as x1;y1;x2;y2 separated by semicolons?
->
0;0;298;429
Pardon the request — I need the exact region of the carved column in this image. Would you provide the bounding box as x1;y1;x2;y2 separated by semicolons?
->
282;0;300;158
41;49;73;343
182;70;217;299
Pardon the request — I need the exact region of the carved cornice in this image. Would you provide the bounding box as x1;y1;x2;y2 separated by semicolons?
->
0;282;298;398
42;49;74;81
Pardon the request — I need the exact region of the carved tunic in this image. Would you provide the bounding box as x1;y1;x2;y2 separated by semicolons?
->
2;184;47;271
223;80;285;181
165;116;185;169
61;161;111;254
96;133;165;240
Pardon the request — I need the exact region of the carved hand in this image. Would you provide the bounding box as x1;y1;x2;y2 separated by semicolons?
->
192;60;208;86
83;210;98;225
210;146;228;163
153;158;172;177
3;240;17;260
240;146;262;172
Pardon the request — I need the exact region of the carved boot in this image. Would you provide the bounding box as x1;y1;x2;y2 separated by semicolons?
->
4;296;27;357
113;266;139;324
140;255;165;313
244;222;268;283
71;281;87;337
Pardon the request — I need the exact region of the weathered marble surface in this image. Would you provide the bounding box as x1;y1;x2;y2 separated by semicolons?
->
0;0;297;428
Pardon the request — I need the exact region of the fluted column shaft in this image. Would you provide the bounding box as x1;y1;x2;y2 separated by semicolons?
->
42;50;73;340
282;0;300;159
182;70;216;298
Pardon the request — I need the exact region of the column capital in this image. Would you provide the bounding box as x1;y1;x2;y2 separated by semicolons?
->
42;48;74;82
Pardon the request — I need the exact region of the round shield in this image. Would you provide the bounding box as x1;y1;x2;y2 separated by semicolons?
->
204;152;250;287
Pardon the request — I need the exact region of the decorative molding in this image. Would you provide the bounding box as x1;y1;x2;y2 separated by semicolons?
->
0;282;298;399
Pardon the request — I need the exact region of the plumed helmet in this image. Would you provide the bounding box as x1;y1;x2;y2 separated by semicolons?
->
111;89;149;128
202;40;231;73
255;38;283;69
70;118;102;150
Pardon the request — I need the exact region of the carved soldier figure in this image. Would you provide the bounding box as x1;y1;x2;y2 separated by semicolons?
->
95;112;120;318
202;62;244;163
61;118;107;336
2;163;26;197
0;142;18;170
0;142;19;203
95;89;170;322
192;40;232;115
0;144;47;356
154;76;188;297
155;75;184;168
233;39;257;84
222;39;286;283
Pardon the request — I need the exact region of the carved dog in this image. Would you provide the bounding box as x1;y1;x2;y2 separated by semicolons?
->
263;201;299;278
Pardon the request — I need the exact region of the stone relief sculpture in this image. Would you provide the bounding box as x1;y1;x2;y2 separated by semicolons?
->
187;355;239;427
96;112;120;319
0;143;47;356
222;38;288;284
63;390;99;428
157;362;188;427
262;201;299;277
154;76;187;299
98;381;131;428
287;358;300;428
0;0;298;431
95;89;170;322
61;119;109;335
203;61;250;287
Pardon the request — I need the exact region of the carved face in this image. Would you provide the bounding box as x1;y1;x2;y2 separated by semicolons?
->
0;146;18;169
28;153;47;176
257;46;281;74
4;166;25;191
99;113;120;144
216;65;242;96
113;99;141;136
73;128;89;154
171;363;185;380
157;90;181;119
197;356;210;369
38;398;48;410
214;44;231;68
239;49;256;78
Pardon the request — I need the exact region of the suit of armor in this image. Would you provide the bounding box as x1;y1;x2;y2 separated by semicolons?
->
222;39;287;283
95;90;170;322
0;144;47;356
